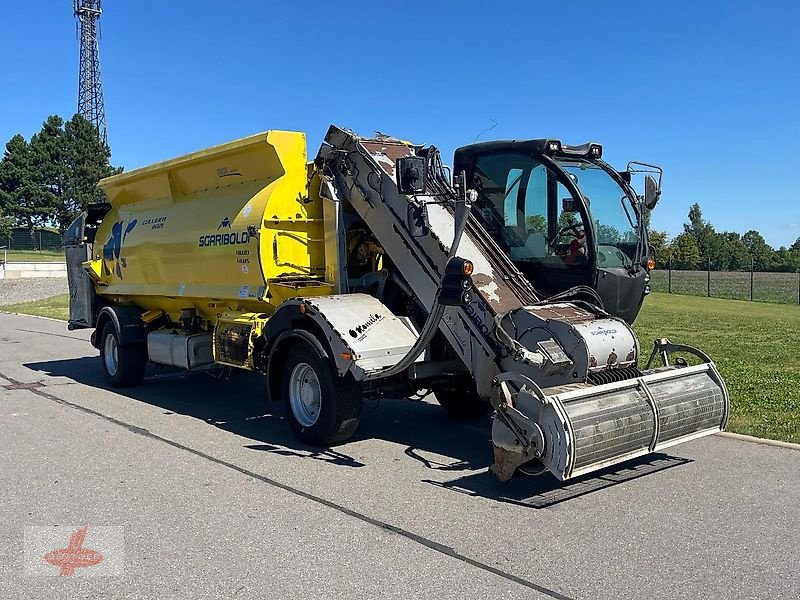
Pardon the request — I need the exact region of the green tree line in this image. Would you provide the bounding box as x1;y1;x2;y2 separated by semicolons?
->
0;114;119;247
649;203;800;272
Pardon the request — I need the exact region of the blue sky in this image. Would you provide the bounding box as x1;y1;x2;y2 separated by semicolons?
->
2;1;798;246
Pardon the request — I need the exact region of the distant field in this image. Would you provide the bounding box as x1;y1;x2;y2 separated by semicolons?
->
635;293;800;443
0;294;69;321
2;291;797;443
650;269;800;304
2;250;65;263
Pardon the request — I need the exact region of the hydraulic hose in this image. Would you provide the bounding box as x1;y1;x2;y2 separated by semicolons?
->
362;191;471;382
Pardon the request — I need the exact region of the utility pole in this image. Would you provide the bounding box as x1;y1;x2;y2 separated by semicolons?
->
74;1;107;144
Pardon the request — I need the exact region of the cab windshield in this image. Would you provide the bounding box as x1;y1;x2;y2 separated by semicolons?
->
470;152;640;269
557;159;640;267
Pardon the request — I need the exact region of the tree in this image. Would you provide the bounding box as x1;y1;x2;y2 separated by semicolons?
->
30;115;67;234
0;114;121;239
683;203;717;259
595;223;621;244
714;231;751;271
648;230;669;265
525;214;546;235
641;207;652;229
0;134;54;247
0;207;12;240
671;232;701;269
742;229;775;271
62;114;120;232
775;247;800;273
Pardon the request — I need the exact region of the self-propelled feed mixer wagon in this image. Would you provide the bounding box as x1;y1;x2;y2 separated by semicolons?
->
65;126;729;481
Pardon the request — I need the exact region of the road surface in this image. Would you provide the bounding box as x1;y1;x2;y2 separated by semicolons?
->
1;312;798;599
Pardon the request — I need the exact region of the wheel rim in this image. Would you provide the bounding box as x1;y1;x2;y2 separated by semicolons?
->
289;362;322;427
104;332;119;376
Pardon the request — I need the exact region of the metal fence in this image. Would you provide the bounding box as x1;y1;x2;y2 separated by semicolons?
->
650;260;800;304
2;229;63;252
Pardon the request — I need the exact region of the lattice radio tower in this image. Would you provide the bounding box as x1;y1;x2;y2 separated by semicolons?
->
74;1;107;144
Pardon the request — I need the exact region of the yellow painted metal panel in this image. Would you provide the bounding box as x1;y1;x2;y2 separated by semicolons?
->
89;130;330;326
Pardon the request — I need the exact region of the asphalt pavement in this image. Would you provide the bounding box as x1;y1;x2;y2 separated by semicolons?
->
1;312;798;599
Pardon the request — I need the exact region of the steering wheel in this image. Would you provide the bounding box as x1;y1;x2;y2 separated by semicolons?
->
549;222;583;247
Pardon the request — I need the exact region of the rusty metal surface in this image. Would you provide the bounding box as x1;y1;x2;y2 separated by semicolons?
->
361;140;414;178
527;304;595;323
490;445;526;482
358;130;532;318
471;274;523;314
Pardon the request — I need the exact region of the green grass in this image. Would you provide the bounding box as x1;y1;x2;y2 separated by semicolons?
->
1;291;797;443
0;294;70;321
635;292;800;443
2;250;65;263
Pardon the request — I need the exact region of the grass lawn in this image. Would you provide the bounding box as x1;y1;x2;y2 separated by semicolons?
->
2;250;65;263
1;291;797;443
635;292;800;443
0;294;70;321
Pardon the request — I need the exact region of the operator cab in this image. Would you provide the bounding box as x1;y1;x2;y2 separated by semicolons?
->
454;139;655;323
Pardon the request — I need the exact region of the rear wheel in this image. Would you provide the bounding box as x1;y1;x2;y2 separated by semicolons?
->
432;377;493;418
281;342;362;445
99;321;147;388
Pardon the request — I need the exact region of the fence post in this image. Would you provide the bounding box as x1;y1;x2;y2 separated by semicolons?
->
707;257;711;297
668;255;672;293
750;258;754;302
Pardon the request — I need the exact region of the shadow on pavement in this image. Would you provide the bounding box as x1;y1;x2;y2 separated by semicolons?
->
25;356;692;506
424;454;692;509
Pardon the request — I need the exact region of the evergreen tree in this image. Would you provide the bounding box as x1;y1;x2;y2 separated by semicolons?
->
0;114;121;236
0;134;53;248
62;114;120;232
30;115;67;231
0;207;12;240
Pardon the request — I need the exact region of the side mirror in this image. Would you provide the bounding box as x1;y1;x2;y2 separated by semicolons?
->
644;174;661;210
407;202;430;237
396;156;428;195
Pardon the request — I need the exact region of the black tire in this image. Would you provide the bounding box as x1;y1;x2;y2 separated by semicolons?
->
281;342;362;445
99;321;147;388
432;377;493;418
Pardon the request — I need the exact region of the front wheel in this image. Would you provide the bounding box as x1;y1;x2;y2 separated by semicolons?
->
99;321;147;388
281;342;362;445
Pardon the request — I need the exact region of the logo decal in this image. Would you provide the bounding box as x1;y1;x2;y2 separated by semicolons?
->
44;526;103;576
102;219;137;279
218;217;232;230
198;231;250;247
348;313;384;340
141;216;167;230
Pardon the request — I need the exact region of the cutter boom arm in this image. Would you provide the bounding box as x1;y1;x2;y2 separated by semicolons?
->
320;126;729;481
